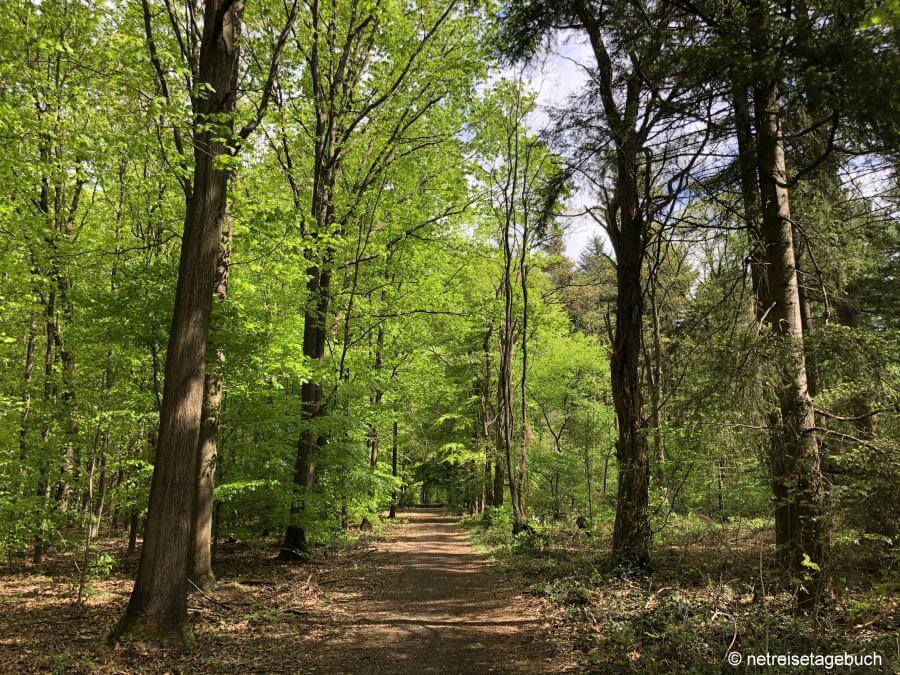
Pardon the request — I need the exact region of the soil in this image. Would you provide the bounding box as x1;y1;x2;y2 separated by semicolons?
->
0;508;574;673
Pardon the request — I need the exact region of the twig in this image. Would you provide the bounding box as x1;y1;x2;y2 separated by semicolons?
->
189;579;234;610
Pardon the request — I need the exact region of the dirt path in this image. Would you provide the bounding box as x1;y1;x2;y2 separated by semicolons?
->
295;508;566;673
1;508;572;673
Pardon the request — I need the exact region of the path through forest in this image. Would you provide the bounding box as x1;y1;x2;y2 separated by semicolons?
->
293;508;567;673
1;508;573;673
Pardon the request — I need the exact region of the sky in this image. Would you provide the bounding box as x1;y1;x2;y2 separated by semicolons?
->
518;36;599;261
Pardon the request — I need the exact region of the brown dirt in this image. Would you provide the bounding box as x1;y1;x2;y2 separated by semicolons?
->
0;508;574;673
299;508;570;673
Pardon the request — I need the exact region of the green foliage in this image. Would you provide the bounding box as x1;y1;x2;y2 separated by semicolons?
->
0;11;894;672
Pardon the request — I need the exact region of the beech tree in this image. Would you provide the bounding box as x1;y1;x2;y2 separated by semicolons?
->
111;0;297;646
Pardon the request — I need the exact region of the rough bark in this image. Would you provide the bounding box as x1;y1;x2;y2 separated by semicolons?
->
281;0;339;556
110;0;243;647
733;80;793;549
191;351;223;590
609;199;651;566
574;0;652;566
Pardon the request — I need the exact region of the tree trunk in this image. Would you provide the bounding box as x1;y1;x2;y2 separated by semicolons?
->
191;353;222;591
19;316;37;469
647;278;664;485
498;198;527;534
110;0;242;647
584;435;593;527
33;281;57;565
515;219;531;533
610;172;651;567
89;451;107;539
491;460;505;506
191;212;230;591
753;74;824;609
281;262;331;559
389;420;398;519
733;79;801;557
367;325;385;473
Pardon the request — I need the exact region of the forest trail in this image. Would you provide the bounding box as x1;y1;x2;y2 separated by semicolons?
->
295;508;568;673
1;508;574;673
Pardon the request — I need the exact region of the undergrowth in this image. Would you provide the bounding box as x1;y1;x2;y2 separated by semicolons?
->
462;507;898;673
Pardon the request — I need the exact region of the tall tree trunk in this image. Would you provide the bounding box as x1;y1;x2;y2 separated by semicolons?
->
389;420;398;519
19;316;38;469
753;74;824;609
735;80;788;548
514;219;531;533
478;325;495;511
33;281;57;565
498;194;527;534
91;166;125;540
191;212;231;591
89;452;107;539
572;0;651;566
110;0;242;646
610;168;651;567
52;284;77;512
491;460;505;506
191;351;223;590
368;325;384;471
646;277;664;485
281;262;331;559
584;447;593;526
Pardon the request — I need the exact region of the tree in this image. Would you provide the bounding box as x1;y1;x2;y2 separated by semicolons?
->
498;0;709;565
111;0;296;645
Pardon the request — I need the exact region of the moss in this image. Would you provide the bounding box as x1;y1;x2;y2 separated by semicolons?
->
108;613;196;652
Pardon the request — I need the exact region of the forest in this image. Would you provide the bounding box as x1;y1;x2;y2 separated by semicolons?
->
0;0;897;672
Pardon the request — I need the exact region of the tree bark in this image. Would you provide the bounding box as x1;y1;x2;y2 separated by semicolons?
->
33;278;57;565
753;73;824;608
19;316;38;470
646;276;664;485
110;0;243;647
573;0;651;566
281;262;331;559
491;459;505;507
191;212;231;591
610;211;651;566
368;325;384;471
389;420;398;519
191;351;223;590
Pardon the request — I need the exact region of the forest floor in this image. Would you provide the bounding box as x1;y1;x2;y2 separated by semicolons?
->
463;510;899;673
0;508;575;673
